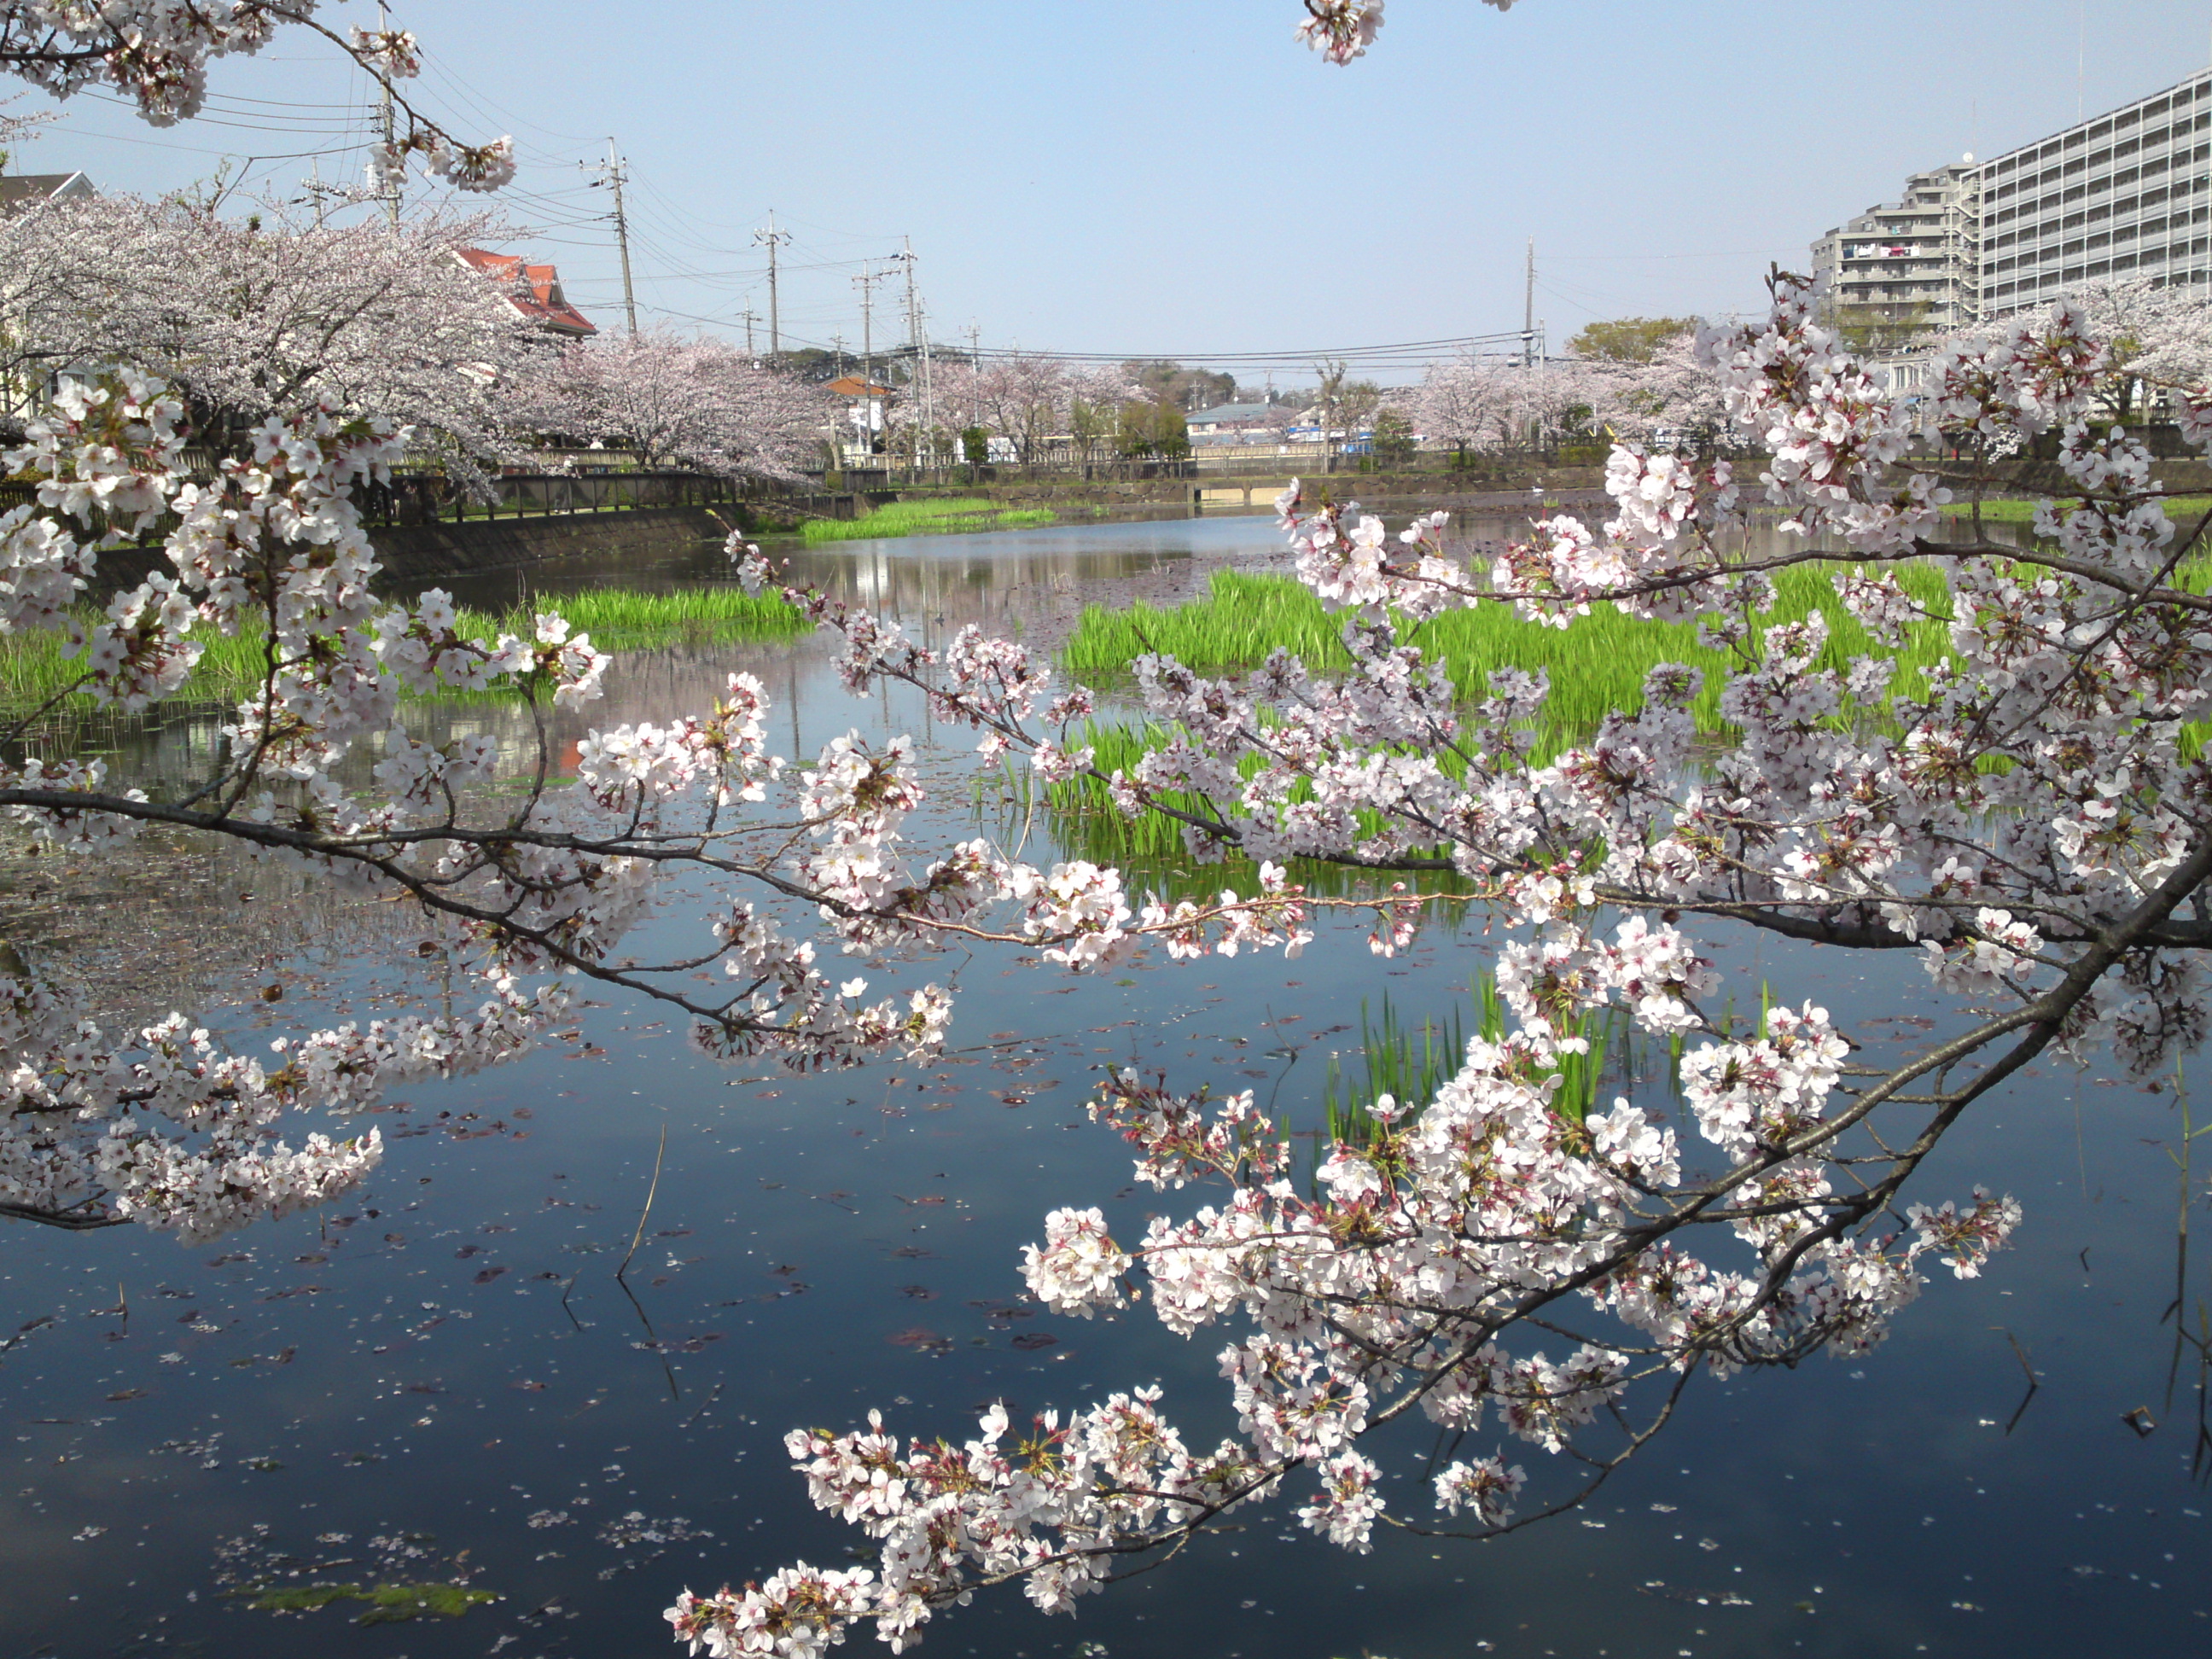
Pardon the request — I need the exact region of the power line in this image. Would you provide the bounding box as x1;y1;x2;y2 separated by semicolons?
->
963;329;1531;366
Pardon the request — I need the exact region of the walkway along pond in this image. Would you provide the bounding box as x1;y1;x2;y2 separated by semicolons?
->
0;512;2206;1659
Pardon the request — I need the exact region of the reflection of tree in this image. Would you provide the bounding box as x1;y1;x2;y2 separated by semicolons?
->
0;825;418;1039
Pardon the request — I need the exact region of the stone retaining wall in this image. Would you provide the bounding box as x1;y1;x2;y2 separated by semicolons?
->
91;504;731;597
365;504;731;583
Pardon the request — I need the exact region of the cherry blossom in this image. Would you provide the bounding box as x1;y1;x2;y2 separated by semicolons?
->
931;355;1143;469
0;195;538;474
510;327;824;480
0;3;507;168
658;266;2212;1650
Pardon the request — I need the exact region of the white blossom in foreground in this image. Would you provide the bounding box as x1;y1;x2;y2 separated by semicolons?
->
665;265;2212;1649
0;363;1336;1236
0;6;507;178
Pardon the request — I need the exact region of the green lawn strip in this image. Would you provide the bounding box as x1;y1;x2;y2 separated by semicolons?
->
0;586;806;713
802;497;1057;544
1939;494;2212;524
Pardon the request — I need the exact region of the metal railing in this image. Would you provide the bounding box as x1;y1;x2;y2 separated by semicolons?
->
0;469;753;543
358;470;747;527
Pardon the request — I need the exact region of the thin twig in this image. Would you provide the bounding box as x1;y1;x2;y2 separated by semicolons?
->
616;1121;668;1284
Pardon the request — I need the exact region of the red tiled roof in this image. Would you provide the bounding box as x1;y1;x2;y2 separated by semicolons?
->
826;375;894;397
453;246;597;337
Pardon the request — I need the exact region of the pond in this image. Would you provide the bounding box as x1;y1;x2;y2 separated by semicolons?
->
1;509;2205;1659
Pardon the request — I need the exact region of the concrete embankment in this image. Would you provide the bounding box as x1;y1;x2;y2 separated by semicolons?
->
364;504;731;582
90;504;734;596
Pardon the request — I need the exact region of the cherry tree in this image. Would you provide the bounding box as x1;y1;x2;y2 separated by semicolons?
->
1938;276;2212;425
934;352;1075;468
513;326;826;480
1578;327;1734;446
0;194;537;469
1409;352;1602;453
1406;352;1512;457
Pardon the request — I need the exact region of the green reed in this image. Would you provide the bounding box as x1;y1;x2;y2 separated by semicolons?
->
0;585;806;713
1063;564;1959;757
1041;561;1968;869
800;497;1058;544
1318;975;1665;1163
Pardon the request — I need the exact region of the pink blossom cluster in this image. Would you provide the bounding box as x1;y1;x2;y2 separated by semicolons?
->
679;980;2009;1651
0;196;543;483
0;346;1357;1238
0;4;508;174
509;327;825;480
1295;3;1518;67
670;268;2212;1647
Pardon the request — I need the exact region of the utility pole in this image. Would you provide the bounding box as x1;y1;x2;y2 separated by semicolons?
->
853;267;882;386
894;239;923;467
831;333;846;376
738;306;760;356
967;322;981;428
604;138;638;335
895;240;919;364
1522;237;1535;368
376;1;399;228
917;296;934;471
754;213;791;356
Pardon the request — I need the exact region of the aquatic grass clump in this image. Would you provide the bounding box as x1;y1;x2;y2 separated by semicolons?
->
519;585;806;650
1041;562;1968;870
801;497;1057;544
1063;564;1958;756
1318;977;1671;1166
0;585;806;713
236;1580;498;1624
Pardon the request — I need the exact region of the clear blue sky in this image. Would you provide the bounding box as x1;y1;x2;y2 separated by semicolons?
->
12;1;2212;388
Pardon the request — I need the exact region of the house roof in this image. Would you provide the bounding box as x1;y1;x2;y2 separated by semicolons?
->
0;172;95;213
451;247;597;337
827;375;895;398
1188;401;1277;424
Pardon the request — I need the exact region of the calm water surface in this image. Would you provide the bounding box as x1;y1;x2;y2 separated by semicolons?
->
0;513;2203;1659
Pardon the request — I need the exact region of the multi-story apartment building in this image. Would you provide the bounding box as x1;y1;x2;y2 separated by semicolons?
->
1809;69;2212;335
1809;162;1980;332
1976;69;2211;316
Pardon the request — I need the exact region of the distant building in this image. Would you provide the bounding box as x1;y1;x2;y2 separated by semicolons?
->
451;247;597;339
0;171;96;214
1807;68;2212;336
1188;401;1286;445
1809;162;1980;334
827;375;895;455
1973;69;2210;317
1188;401;1273;433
